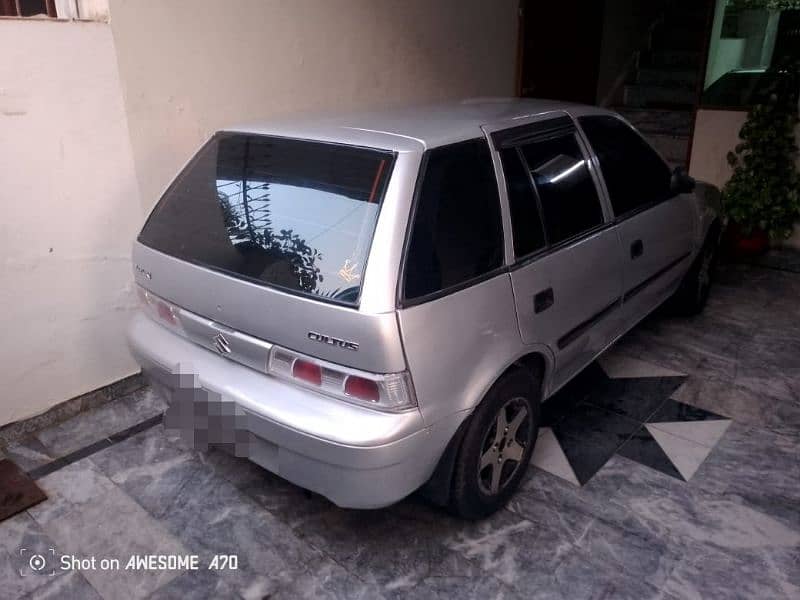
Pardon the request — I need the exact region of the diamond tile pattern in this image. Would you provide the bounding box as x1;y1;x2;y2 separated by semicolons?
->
535;356;732;484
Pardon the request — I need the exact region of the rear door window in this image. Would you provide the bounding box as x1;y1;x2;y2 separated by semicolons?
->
578;115;673;217
519;133;604;245
499;147;546;258
403;139;504;301
138;133;394;306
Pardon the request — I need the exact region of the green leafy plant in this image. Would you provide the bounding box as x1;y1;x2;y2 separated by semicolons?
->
727;0;800;10
724;60;800;240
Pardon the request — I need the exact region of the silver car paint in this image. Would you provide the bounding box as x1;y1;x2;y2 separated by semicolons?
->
132;242;407;374
397;273;538;427
479;112;627;391
128;312;465;508
129;99;716;508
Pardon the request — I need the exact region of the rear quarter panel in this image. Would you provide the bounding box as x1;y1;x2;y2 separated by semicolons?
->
398;273;552;426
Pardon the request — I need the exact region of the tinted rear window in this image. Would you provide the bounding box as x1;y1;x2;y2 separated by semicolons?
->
520;133;604;244
139;133;394;305
403;139;503;301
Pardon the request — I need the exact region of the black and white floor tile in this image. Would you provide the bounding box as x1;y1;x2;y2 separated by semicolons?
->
532;352;732;486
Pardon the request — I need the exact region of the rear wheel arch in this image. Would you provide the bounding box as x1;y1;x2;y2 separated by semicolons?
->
513;351;548;397
448;367;542;518
418;352;548;508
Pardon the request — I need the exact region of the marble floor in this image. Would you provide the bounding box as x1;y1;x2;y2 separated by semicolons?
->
1;258;799;599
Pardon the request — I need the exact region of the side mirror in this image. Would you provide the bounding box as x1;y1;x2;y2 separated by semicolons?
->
671;166;696;194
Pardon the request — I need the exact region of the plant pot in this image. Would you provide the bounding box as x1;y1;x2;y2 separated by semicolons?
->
723;222;770;257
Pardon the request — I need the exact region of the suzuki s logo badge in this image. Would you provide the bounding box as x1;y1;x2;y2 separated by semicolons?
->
213;333;232;355
307;331;359;351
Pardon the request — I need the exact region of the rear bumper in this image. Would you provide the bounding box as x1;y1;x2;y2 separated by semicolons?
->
127;312;464;508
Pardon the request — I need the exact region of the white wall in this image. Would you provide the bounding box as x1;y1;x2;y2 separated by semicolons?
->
107;0;520;209
0;2;518;427
0;20;142;426
689;109;747;189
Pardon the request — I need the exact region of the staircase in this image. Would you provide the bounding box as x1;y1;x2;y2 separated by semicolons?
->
615;0;709;167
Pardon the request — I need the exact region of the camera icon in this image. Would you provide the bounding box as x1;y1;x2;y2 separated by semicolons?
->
29;554;47;571
18;548;56;577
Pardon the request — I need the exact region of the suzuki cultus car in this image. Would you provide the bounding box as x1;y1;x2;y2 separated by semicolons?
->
129;99;720;518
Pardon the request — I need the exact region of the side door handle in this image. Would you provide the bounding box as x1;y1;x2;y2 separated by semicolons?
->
630;239;644;259
533;287;554;314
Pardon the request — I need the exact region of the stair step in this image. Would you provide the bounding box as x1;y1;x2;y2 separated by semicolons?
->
651;29;706;52
641;50;703;69
624;84;697;108
637;67;698;88
614;108;694;137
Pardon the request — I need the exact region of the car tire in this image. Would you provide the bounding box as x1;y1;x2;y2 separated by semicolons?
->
449;367;541;520
671;229;719;316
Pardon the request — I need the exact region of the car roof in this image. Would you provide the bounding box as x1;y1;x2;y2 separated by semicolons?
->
224;98;616;152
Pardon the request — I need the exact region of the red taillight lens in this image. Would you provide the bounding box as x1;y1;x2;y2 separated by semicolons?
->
292;359;322;386
268;346;416;411
344;375;380;402
156;300;177;325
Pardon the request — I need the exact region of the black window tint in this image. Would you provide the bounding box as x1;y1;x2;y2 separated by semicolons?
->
579;116;673;216
138;134;394;305
499;148;546;258
520;134;604;245
404;140;503;300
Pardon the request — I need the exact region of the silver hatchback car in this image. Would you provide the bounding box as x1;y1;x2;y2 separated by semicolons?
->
129;99;720;518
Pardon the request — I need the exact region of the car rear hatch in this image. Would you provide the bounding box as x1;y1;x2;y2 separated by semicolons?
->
133;131;406;376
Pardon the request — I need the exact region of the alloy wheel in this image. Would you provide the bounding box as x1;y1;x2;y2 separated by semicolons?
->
477;397;531;496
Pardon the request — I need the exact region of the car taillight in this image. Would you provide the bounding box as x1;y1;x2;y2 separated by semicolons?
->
268;346;416;412
344;376;379;402
136;285;184;332
292;359;322;386
156;300;178;325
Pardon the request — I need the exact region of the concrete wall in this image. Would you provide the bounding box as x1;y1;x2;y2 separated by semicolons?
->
689;109;747;189
107;0;520;209
0;20;142;426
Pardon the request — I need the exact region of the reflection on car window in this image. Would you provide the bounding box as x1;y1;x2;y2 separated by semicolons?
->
139;134;394;305
520;134;604;244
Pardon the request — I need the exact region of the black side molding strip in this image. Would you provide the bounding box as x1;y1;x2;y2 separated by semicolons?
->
556;250;692;351
557;298;622;350
623;251;692;302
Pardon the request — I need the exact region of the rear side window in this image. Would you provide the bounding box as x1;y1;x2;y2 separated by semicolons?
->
403;139;503;301
579;115;673;217
520;133;604;245
138;133;394;306
499;148;546;258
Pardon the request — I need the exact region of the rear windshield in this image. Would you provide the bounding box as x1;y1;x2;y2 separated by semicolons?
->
139;133;395;306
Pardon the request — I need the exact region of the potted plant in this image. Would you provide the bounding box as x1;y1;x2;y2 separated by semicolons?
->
723;56;800;255
726;0;800;9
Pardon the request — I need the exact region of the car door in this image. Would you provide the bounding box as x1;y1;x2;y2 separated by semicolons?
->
486;115;626;392
577;115;696;321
